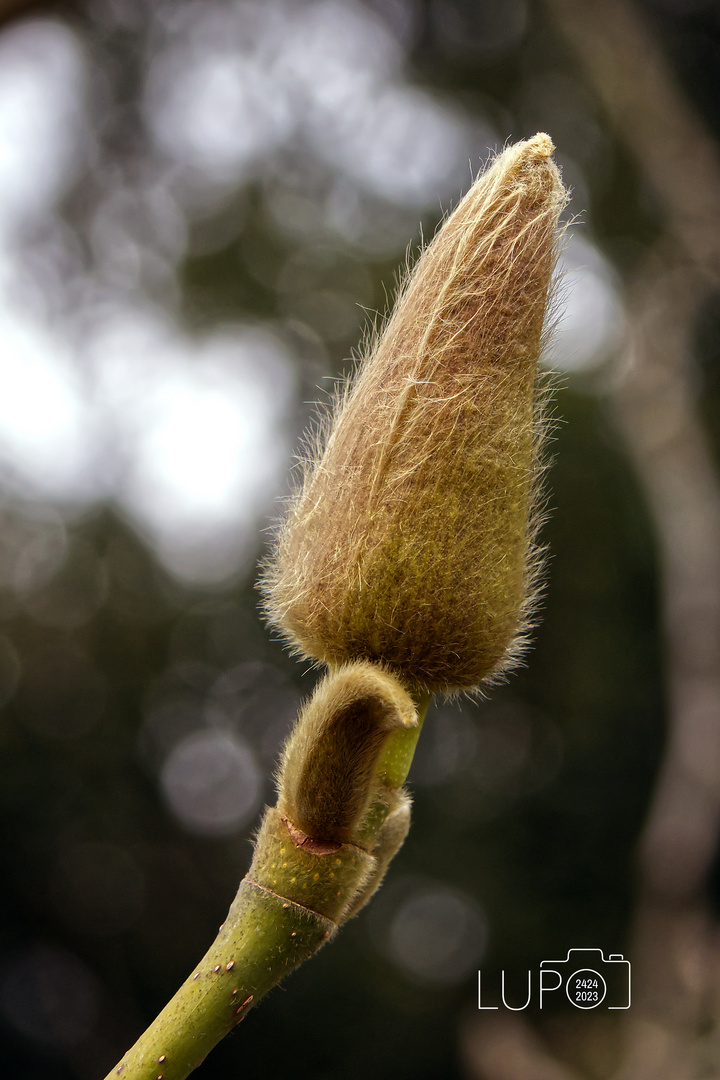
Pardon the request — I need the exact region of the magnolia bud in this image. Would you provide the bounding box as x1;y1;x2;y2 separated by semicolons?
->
276;662;417;845
263;134;567;692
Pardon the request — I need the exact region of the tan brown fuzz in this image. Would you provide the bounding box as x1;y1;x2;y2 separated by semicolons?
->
262;134;568;693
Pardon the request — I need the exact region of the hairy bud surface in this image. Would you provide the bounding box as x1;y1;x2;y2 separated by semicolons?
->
263;134;567;692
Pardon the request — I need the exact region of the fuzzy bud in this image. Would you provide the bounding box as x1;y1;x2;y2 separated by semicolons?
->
263;134;567;692
339;793;412;922
276;662;417;845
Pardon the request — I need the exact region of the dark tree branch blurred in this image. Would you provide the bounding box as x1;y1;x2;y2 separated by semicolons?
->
463;0;720;1075
0;0;74;30
542;0;720;275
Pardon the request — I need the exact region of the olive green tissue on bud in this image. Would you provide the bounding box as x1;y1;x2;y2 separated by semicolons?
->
276;662;417;845
340;792;412;922
263;133;567;692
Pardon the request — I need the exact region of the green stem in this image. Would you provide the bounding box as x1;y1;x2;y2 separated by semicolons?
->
375;691;430;788
108;881;333;1080
106;692;433;1080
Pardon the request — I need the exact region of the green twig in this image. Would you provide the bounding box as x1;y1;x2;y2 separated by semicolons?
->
106;695;429;1080
105;131;565;1079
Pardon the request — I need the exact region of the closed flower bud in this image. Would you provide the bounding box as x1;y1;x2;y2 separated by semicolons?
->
263;133;567;692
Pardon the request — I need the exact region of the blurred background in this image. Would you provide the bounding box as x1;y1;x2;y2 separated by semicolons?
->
0;0;718;1077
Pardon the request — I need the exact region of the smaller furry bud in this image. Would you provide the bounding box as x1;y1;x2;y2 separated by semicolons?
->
262;134;568;692
340;792;412;922
276;662;417;845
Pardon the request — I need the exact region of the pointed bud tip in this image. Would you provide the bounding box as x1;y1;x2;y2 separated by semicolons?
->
496;133;564;202
524;132;555;162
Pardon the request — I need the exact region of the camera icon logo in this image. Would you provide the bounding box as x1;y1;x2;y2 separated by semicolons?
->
540;949;631;1010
